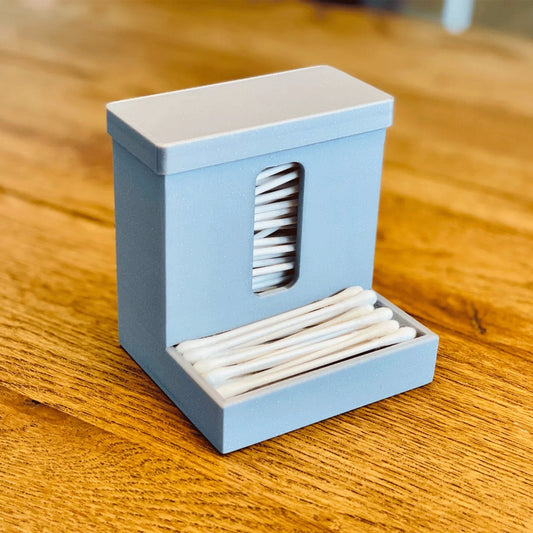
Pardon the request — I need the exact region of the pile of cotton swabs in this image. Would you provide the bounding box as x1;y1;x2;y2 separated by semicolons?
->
253;163;300;293
174;287;416;399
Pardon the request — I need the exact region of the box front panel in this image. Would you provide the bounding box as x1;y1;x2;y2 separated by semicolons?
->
164;130;386;347
221;331;438;453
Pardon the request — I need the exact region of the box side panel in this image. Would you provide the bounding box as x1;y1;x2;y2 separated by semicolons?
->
113;142;224;450
113;141;166;351
222;333;438;453
164;129;386;346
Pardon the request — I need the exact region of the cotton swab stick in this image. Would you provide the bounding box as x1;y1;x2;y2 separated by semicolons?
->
254;216;297;231
254;199;298;215
254;206;297;222
193;305;384;374
252;270;293;284
254;185;299;206
180;289;375;362
252;262;295;277
206;320;400;387
180;288;372;362
177;286;363;355
255;163;295;182
253;227;279;240
252;274;292;292
253;256;292;268
261;320;401;375
216;327;417;399
261;324;417;376
253;235;295;246
253;244;296;258
318;304;375;328
176;287;366;360
253;270;294;288
258;305;390;348
204;320;400;387
254;170;299;195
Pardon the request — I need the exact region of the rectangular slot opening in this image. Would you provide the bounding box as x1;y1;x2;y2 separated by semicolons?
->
253;162;303;294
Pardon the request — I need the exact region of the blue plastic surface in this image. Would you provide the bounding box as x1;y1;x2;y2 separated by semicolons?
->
108;66;438;453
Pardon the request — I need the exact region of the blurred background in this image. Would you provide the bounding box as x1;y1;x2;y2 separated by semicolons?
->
316;0;533;36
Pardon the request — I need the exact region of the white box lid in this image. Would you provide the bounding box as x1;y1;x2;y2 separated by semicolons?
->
107;65;393;175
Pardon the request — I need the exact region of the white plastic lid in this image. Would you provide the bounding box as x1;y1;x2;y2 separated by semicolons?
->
107;65;393;175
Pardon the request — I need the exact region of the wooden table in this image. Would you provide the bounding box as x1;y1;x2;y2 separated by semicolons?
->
1;1;531;531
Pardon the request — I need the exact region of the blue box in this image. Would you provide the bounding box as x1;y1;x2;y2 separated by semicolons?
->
107;66;438;453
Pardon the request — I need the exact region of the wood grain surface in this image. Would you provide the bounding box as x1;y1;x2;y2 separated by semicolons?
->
0;1;531;531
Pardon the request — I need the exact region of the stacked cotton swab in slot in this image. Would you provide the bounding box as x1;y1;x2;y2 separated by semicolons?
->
173;287;417;399
253;163;301;293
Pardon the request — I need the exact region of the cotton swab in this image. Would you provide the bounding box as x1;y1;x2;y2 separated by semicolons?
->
253;235;295;246
171;287;419;400
215;327;417;399
253;227;279;240
260;320;401;375
204;320;400;387
254;216;297;231
254;184;299;207
252;262;294;276
183;289;376;362
180;288;375;362
252;274;292;292
254;169;299;195
177;286;363;356
253;256;293;268
193;305;382;374
254;199;298;216
254;206;297;222
253;244;295;258
256;162;295;182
